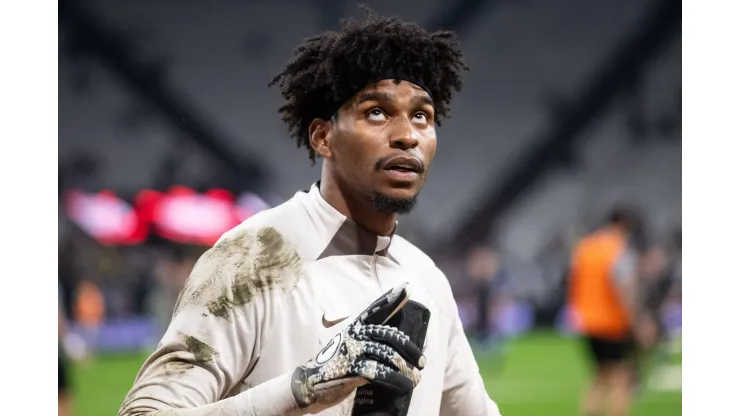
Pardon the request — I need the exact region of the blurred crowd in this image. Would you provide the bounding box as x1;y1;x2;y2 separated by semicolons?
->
449;216;681;344
57;205;681;354
59;231;203;335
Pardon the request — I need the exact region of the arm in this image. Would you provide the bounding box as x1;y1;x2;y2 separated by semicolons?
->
612;249;660;348
120;230;424;416
119;234;301;416
437;270;502;416
440;311;502;416
612;248;640;324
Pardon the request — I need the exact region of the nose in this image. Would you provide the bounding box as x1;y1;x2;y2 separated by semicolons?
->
389;119;420;151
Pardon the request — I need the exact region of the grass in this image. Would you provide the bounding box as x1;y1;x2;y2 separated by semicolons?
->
71;331;681;415
476;332;681;415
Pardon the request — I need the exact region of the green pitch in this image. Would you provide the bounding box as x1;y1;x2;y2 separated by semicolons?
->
71;331;681;415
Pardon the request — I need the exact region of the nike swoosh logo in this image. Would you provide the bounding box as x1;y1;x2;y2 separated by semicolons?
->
322;314;349;328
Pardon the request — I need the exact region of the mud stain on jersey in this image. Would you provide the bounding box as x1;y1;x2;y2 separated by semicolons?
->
121;336;222;411
206;226;302;319
184;335;219;363
173;226;302;321
161;360;194;378
154;336;217;381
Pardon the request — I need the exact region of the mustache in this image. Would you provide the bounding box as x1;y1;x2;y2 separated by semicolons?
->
374;154;427;173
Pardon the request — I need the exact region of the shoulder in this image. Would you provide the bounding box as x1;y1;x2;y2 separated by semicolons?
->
219;192;326;261
219;195;305;246
174;202;307;321
213;197;308;286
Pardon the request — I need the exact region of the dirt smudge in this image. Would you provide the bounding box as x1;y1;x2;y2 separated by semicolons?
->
161;360;194;378
184;335;218;363
148;336;217;382
172;226;302;320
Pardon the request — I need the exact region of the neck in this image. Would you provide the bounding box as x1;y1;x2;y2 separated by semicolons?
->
319;170;397;236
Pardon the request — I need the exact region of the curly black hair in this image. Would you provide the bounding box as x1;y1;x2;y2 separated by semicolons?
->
269;8;469;164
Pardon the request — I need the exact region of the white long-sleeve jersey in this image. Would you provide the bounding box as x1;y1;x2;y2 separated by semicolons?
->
119;183;501;416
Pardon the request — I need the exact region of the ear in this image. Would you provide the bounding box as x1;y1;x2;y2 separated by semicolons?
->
309;118;333;159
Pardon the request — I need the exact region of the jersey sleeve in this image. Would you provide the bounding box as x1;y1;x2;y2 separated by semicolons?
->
119;227;304;416
436;270;502;416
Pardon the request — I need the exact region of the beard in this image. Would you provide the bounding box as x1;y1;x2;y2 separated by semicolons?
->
367;190;419;215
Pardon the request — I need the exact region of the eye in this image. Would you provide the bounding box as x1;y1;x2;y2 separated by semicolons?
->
412;111;429;124
366;108;388;122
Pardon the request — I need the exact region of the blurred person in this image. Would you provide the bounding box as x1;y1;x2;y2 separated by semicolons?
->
59;239;79;318
129;246;157;316
147;246;201;335
465;244;502;349
638;244;672;344
73;278;105;352
120;9;501;416
627;243;671;396
667;226;682;300
97;247;132;319
59;284;73;416
568;206;649;416
59;284;89;416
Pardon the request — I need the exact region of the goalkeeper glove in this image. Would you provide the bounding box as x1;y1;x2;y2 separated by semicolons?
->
290;282;426;414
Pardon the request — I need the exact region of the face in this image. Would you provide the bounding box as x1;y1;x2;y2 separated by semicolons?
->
311;80;438;214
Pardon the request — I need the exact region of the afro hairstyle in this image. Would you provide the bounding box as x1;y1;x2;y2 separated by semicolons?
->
269;8;469;164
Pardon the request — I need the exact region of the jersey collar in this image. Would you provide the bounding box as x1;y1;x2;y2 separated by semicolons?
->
307;182;396;257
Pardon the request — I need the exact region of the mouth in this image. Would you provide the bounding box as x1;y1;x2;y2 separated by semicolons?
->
382;156;424;175
382;157;423;182
383;168;418;182
385;165;418;173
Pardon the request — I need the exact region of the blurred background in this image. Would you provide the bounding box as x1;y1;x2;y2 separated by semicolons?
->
57;0;681;414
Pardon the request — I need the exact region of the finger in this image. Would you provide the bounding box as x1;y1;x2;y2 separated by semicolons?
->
312;377;368;406
358;282;411;325
362;341;422;381
353;324;425;369
350;360;419;393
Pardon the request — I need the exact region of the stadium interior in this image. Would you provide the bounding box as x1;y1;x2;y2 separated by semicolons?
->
58;0;681;414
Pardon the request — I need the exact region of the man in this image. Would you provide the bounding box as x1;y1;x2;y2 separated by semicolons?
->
638;244;671;345
59;284;73;416
568;207;648;416
147;246;202;336
59;283;89;416
120;10;501;416
464;245;500;345
631;241;675;393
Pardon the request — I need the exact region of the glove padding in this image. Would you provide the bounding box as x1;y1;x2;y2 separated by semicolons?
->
352;298;432;416
290;282;425;413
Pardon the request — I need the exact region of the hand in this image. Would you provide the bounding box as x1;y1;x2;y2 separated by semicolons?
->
290;282;426;414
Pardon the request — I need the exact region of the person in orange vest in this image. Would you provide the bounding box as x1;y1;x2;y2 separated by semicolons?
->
568;207;650;416
73;278;105;357
74;279;105;329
